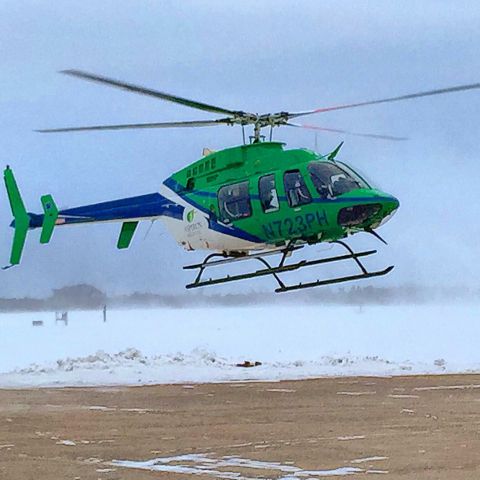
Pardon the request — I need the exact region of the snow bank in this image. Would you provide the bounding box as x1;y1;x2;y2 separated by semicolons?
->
0;304;479;387
1;347;441;388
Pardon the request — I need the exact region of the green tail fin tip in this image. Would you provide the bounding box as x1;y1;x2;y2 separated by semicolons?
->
3;166;30;267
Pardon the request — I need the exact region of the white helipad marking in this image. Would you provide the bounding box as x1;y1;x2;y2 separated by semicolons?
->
226;442;253;448
86;405;116;411
388;394;419;399
56;440;76;446
112;453;363;478
266;388;296;393
413;384;480;391
337;391;376;396
351;456;388;464
120;408;152;413
337;435;366;441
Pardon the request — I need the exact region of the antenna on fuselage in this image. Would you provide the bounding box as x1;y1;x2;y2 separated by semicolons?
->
327;141;344;162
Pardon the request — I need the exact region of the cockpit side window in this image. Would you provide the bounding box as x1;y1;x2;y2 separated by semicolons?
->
259;174;280;213
218;181;252;222
283;170;312;208
308;162;364;198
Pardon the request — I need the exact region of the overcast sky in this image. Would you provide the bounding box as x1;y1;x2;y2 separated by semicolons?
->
1;1;479;297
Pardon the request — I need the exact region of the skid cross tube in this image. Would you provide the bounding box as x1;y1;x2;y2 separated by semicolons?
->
332;239;368;274
185;241;300;290
188;252;228;287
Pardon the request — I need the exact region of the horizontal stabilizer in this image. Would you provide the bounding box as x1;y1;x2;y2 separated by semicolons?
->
117;221;138;249
40;194;59;244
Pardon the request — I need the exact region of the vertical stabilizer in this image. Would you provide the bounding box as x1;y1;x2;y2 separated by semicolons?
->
3;166;30;268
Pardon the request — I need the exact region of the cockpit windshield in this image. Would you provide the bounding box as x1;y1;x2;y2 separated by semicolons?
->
336;161;376;190
308;161;368;199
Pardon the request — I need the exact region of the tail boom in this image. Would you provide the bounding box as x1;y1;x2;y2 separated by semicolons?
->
3;165;184;267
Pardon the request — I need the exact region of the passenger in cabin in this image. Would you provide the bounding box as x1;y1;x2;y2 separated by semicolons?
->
284;171;312;208
218;181;252;221
292;180;310;205
262;182;279;213
286;180;311;207
266;188;279;212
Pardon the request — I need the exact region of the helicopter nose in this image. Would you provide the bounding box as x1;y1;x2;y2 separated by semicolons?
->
380;193;399;212
377;193;399;227
337;192;399;228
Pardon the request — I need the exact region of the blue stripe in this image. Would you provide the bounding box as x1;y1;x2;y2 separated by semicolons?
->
311;196;395;204
190;189;217;198
58;193;184;225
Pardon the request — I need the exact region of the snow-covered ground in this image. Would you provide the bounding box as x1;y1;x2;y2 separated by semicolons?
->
0;304;479;388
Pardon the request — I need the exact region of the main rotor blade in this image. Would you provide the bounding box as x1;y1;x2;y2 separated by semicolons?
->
61;69;241;116
287;122;407;141
290;82;480;118
36;119;232;133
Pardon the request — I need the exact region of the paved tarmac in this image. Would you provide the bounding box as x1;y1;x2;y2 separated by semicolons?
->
1;374;480;479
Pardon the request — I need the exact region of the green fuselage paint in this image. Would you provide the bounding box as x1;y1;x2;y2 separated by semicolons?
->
169;142;399;246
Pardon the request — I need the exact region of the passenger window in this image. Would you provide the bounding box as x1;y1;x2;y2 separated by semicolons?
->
283;170;312;208
218;181;252;222
259;174;279;213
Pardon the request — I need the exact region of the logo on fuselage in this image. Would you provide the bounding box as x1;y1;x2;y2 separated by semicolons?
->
186;209;196;223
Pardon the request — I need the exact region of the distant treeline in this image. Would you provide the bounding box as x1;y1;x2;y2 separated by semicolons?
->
0;283;479;313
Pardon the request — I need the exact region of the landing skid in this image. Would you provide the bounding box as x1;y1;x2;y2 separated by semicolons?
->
184;240;394;293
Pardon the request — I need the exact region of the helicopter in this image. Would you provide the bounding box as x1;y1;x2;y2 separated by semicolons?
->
3;70;480;292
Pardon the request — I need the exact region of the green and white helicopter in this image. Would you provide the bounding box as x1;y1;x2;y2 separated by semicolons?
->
4;71;480;292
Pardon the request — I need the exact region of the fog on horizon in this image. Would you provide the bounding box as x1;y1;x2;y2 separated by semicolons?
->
1;0;479;298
